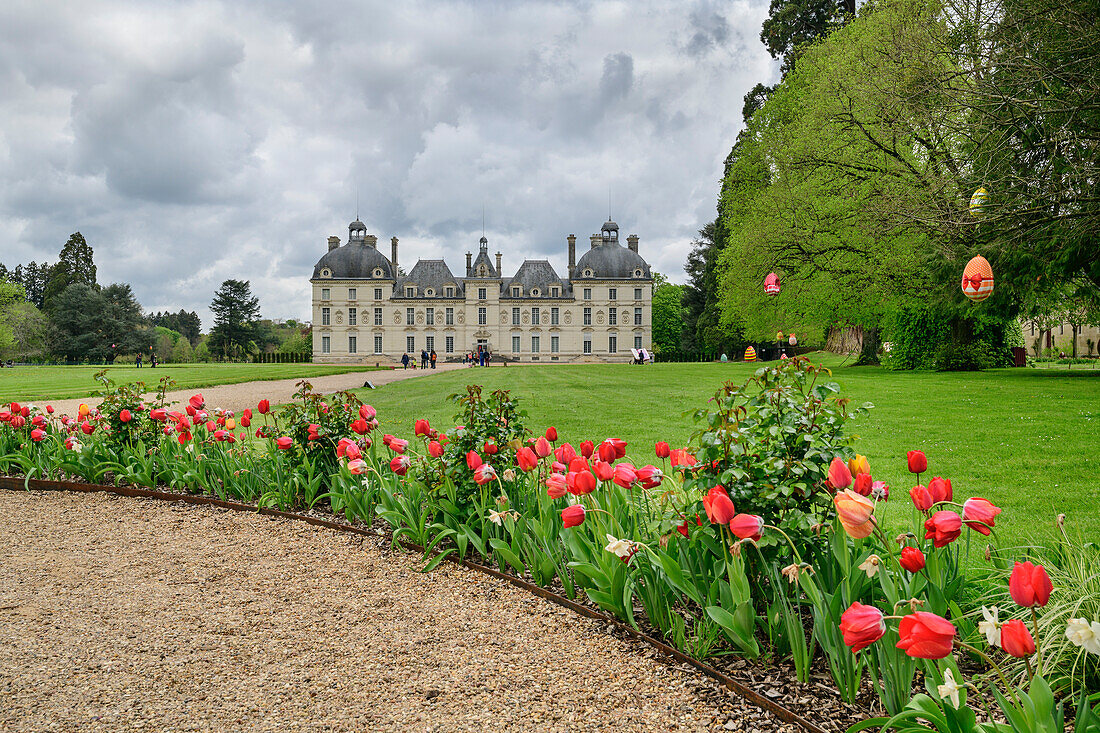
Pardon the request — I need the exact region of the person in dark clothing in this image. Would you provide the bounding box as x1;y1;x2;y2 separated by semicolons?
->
421;349;428;368
401;353;410;369
430;350;437;369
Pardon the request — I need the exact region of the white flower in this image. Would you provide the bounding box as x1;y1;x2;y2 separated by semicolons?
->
937;668;962;708
858;554;881;578
1066;618;1100;656
487;509;507;526
604;534;635;560
978;606;1001;648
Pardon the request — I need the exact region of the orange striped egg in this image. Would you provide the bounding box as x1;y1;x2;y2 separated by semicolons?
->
744;346;757;362
961;255;994;302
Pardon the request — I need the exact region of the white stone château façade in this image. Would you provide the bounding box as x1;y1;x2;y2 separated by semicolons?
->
310;218;653;363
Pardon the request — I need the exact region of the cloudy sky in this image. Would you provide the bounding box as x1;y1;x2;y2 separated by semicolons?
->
0;0;777;327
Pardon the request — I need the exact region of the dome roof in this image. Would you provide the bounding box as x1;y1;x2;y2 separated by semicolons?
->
574;243;651;280
601;219;619;233
312;243;394;280
349;219;367;231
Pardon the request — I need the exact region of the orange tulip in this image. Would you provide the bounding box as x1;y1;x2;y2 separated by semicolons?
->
834;489;876;539
828;457;853;490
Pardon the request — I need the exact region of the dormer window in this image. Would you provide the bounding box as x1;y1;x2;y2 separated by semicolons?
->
405;286;415;297
445;286;454;298
373;268;383;278
633;269;643;278
478;266;488;277
512;286;521;297
551;286;559;297
584;269;593;278
320;268;332;278
531;288;540;297
425;288;434;297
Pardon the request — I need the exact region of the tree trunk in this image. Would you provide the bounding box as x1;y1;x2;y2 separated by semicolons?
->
854;326;881;366
1071;325;1079;358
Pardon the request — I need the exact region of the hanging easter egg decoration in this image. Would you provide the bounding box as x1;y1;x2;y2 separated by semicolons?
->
961;255;994;302
969;187;988;217
776;331;784;341
744;346;757;362
764;272;781;295
789;333;797;347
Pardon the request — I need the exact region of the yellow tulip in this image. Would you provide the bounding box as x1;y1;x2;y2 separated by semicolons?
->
78;403;90;417
848;454;870;476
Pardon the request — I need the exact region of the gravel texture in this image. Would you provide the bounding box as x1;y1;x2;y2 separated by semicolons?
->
0;490;800;732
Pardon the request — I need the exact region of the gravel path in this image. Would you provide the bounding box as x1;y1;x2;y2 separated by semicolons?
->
40;363;469;418
0;490;798;732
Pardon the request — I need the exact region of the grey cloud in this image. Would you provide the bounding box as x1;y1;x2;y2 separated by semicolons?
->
599;52;633;101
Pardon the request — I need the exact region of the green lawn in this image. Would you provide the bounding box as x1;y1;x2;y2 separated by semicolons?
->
350;356;1100;547
0;363;385;402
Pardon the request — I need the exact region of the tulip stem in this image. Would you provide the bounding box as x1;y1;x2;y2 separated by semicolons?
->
1031;608;1043;675
956;640;1017;705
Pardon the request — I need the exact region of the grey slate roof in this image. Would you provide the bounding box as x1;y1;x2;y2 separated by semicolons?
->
573;242;651;280
469;249;499;279
394;259;464;298
312;242;394;280
501;260;570;298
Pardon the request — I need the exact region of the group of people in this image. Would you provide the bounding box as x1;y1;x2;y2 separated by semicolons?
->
135;353;158;368
465;349;491;367
400;350;437;370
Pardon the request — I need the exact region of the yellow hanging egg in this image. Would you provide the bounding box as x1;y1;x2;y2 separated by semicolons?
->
744;346;757;362
969;187;988;216
961;255;994;302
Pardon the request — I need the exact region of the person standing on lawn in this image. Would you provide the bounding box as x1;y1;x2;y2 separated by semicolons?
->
401;353;409;369
430;350;437;369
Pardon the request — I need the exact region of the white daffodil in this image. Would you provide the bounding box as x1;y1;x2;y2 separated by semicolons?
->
937;668;962;708
978;606;1001;648
487;509;507;526
604;534;635;560
858;554;881;578
1066;618;1100;656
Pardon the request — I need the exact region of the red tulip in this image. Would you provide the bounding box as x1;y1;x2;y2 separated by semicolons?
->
349;419;367;434
899;546;926;573
551;460;567;473
359;404;376;421
907;450;927;475
186;405;196;417
635;464;663;489
389;454;410;475
910;484;934;512
896;611;956;659
474;463;497;485
427;440;443;458
599;438;627;462
928;476;952;503
345;443;362;461
840;602;886;653
570;470;596;495
389;438;408;453
554;442;577;463
30;428;46;442
545;426;558;442
258;399;271;414
670;449;697;469
483;440;499;455
546;473;568;498
568;457;590;474
561;504;586;528
612;462;637;488
828;457;853;490
853;472;873;496
466;451;482;471
275;436;293;449
655;441;671;459
535;436;552;458
189;394;205;411
46;405;54;414
516;447;538;471
580;440;595;459
1009;561;1053;608
242;408;252;421
676;514;702;537
703;486;736;525
594;460;614;482
729;514;764;541
924;511;962;548
177;431;191;444
414;419;431;436
119;409;132;423
81;422;95;435
962;497;1001;535
1000;619;1036;658
347;458;366;475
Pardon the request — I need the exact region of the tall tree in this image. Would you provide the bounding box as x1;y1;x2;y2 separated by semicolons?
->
651;282;686;355
42;232;96;311
209;279;260;360
49;283;154;363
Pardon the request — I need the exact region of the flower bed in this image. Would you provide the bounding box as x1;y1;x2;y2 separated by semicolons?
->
2;359;1098;731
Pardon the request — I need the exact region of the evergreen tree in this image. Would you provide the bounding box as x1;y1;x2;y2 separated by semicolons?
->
50;283;154;363
209;279;260;360
42;232;96;311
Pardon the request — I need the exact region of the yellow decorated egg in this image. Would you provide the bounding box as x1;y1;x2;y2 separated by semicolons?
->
744;346;757;362
961;255;994;302
969;187;988;216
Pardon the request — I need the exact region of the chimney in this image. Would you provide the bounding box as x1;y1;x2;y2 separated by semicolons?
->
590;234;600;249
567;234;576;278
466;252;473;277
627;234;639;254
495;252;502;276
390;237;399;270
365;234;378;248
327;236;340;252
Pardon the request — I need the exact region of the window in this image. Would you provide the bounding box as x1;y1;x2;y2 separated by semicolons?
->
446;286;454;298
583;307;591;326
374;335;383;354
348;336;357;354
426;308;434;326
608;309;617;326
531;307;540;325
551;287;559;297
609;288;617;300
374;288;383;300
406;308;414;326
634;307;642;326
531;288;540;297
531;336;540;353
583;336;592;354
634;288;642;300
405;286;415;297
425;289;433;297
583;288;592;300
320;268;331;278
374;308;383;326
348;307;357;326
373;268;383;278
322;336;331;353
551;307;559;325
478;307;486;325
551;336;559;353
634;335;643;350
321;288;330;301
407;336;415;352
321;307;330;326
512;335;521;353
512;286;520;297
609;335;618;353
348;288;356;300
446;336;454;354
478;287;487;300
445;307;454;325
512;307;520;325
426;336;434;352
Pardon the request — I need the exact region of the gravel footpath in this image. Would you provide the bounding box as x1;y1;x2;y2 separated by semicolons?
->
41;363;468;418
0;490;799;732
